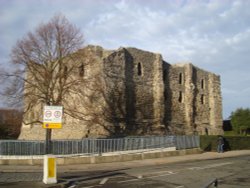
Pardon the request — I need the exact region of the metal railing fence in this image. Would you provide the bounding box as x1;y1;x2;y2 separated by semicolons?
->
176;135;200;150
0;135;199;156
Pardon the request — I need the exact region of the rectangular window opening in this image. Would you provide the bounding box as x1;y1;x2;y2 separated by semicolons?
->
178;91;183;103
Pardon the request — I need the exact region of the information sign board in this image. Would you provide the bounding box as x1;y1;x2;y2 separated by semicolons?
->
43;106;63;129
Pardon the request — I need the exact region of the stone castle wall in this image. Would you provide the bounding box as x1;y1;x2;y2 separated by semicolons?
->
19;45;223;140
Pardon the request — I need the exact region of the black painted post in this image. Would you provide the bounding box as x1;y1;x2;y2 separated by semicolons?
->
45;128;52;154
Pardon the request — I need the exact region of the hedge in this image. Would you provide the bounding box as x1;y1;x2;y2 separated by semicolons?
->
200;135;250;151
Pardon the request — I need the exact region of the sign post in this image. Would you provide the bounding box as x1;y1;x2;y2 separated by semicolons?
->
43;105;63;184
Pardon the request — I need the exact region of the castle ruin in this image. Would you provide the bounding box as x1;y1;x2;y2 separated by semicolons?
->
19;45;223;140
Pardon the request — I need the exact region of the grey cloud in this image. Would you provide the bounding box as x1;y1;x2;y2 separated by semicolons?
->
0;0;250;118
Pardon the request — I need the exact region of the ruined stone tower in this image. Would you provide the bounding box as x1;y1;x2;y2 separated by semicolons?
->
163;63;223;135
19;45;223;140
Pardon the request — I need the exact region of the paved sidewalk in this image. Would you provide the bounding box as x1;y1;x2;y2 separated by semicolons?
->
60;150;250;172
1;150;250;173
0;150;250;188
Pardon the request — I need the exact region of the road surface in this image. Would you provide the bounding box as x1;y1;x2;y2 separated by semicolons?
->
58;155;250;188
0;154;249;188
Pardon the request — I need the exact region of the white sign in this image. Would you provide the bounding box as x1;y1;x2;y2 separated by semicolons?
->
43;106;63;129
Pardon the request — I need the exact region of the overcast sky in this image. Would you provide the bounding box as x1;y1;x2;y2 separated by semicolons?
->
1;0;250;119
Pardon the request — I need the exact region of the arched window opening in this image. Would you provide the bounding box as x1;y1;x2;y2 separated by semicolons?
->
179;73;183;84
79;64;84;77
201;94;204;104
178;91;183;103
205;128;208;135
137;62;142;76
63;66;68;79
201;79;204;89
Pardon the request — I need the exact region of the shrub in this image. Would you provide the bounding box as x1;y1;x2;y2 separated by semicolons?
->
200;135;250;151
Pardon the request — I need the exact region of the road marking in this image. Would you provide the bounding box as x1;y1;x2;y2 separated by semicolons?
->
68;185;77;188
118;171;177;183
137;175;143;179
99;177;109;185
135;170;175;176
175;186;184;188
147;170;175;175
148;171;177;179
188;162;233;170
118;178;140;183
188;167;202;170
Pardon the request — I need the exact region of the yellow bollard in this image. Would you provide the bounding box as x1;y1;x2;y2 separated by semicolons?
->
43;155;57;184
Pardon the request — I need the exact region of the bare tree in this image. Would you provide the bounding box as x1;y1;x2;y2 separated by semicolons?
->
0;15;165;143
10;14;83;105
1;14;86;152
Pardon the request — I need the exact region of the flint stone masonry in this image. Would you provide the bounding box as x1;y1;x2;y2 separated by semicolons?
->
19;45;223;140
